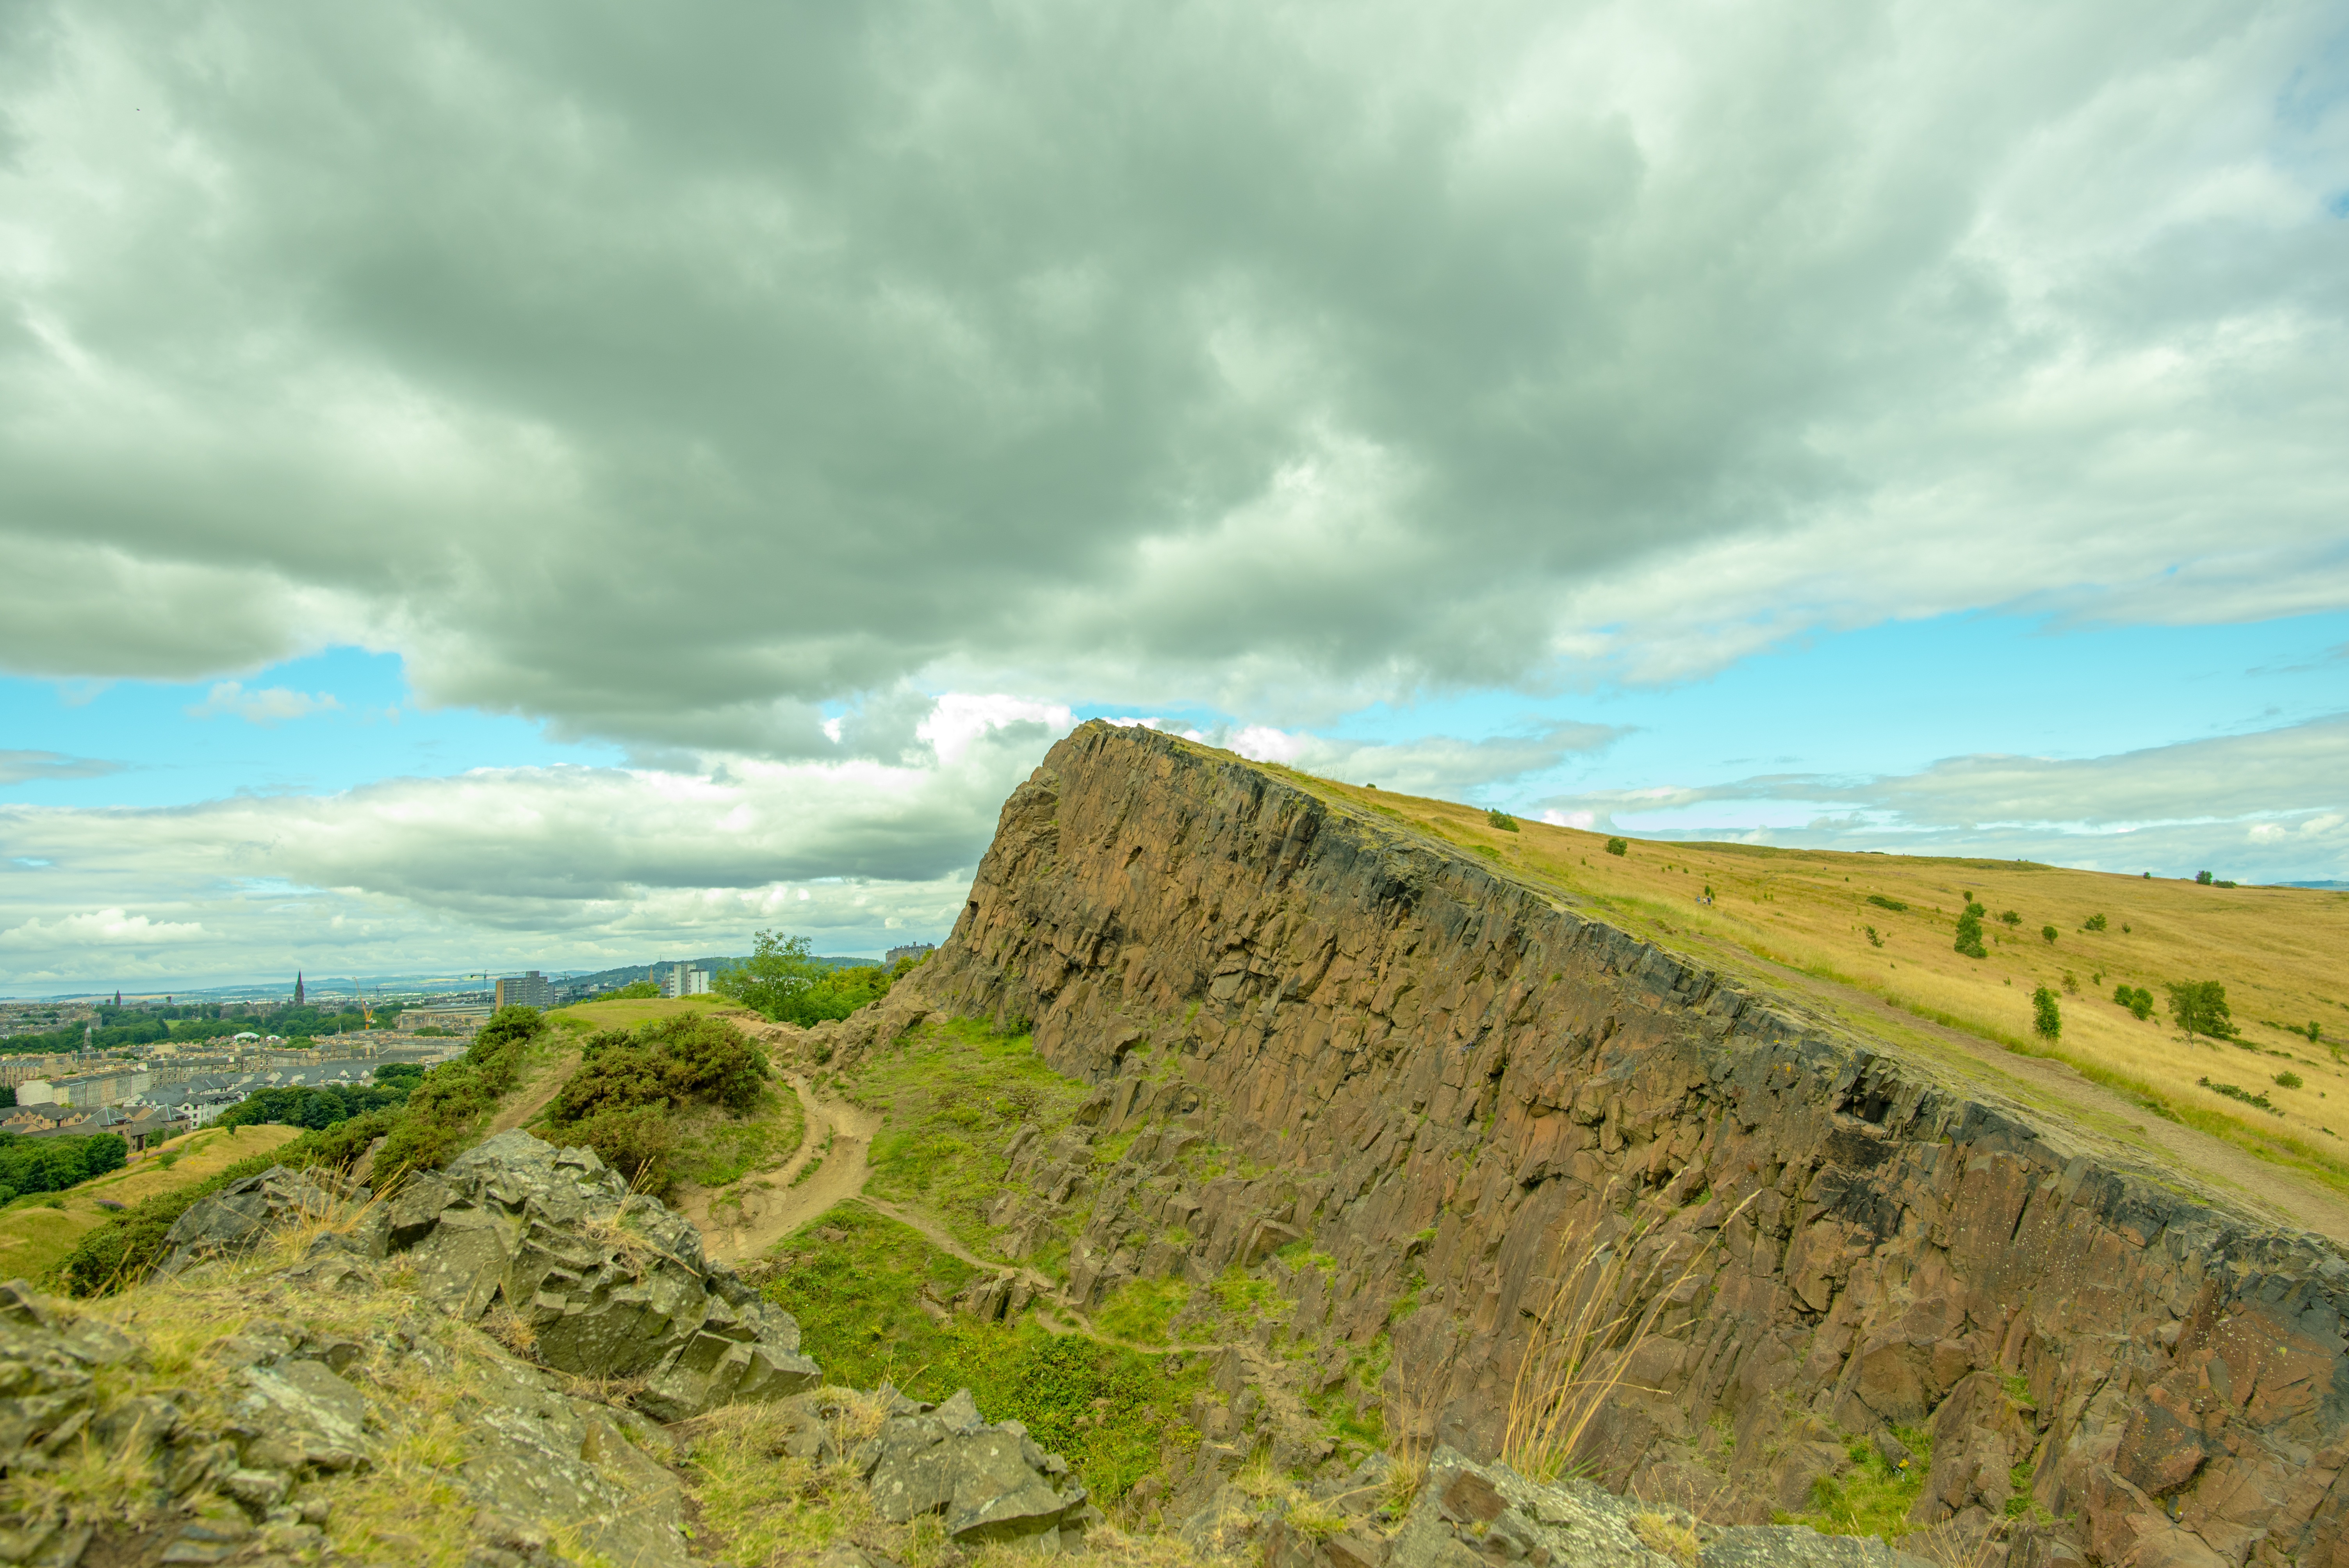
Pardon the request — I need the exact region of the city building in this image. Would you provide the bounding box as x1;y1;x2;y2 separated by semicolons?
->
655;962;711;998
494;971;552;1009
885;943;936;965
396;1005;494;1034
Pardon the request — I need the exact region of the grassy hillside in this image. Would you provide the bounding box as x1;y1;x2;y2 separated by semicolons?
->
0;1123;303;1281
1266;769;2349;1195
544;994;742;1033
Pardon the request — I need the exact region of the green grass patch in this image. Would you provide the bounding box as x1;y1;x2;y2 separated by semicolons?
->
1784;1428;1932;1542
676;1087;804;1188
761;1204;1204;1500
1095;1276;1190;1344
855;1018;1093;1251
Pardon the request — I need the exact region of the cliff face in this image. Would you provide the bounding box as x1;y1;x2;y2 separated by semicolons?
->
889;722;2349;1568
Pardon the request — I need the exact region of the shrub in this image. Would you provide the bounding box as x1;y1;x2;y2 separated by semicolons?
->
1998;910;2021;926
1954;905;1988;960
2309;1021;2326;1044
2199;1078;2277;1114
370;1005;544;1180
545;1014;767;1195
1486;809;1519;832
1864;925;1883;947
2083;913;2108;932
2040;925;2058;944
2031;987;2062;1042
1604;837;1628;857
2276;1071;2304;1090
1864;894;1907;912
2126;986;2155;1020
2165;980;2235;1041
2196;870;2214;886
606;980;661;999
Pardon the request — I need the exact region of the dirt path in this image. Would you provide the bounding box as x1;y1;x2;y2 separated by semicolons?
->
693;1075;883;1264
488;1048;581;1136
1761;957;2349;1245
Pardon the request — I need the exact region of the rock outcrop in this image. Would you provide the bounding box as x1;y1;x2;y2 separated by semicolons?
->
0;1270;690;1568
821;721;2349;1568
171;1131;822;1421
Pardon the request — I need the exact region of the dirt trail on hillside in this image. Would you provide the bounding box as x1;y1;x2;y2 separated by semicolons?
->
1763;958;2349;1245
693;1075;882;1264
488;1048;581;1137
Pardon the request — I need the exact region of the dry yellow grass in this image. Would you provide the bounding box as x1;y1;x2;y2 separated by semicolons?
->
0;1122;302;1281
1264;767;2349;1209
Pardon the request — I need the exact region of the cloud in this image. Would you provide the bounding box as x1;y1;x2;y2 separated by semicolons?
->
1533;714;2349;879
185;682;342;724
1225;721;1622;796
0;909;206;948
0;2;2340;741
0;750;122;786
0;690;1070;986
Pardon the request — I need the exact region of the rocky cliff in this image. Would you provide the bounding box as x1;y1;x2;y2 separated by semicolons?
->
855;721;2349;1568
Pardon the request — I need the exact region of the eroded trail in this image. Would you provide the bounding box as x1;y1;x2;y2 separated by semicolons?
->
692;1074;882;1265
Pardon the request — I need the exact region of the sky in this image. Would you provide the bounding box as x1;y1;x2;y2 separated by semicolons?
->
2;0;2346;994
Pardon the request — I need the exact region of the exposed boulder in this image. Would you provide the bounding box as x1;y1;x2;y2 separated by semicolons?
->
853;1384;1099;1547
157;1165;356;1275
1386;1448;1936;1568
0;1267;692;1568
187;1131;822;1422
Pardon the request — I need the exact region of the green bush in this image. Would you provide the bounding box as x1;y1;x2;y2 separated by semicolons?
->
370;1006;544;1180
1954;904;1988;960
2040;925;2058;944
1864;894;1907;912
606;980;661;999
1485;809;1519;832
2031;987;2062;1042
2276;1071;2304;1090
716;930;896;1025
2196;870;2214;885
2083;913;2108;932
1604;837;1628;857
1998;910;2021;926
544;1014;767;1194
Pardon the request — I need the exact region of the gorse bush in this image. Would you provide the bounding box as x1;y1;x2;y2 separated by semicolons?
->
370;1005;544;1181
2276;1071;2304;1090
1864;894;1907;912
2041;925;2058;944
546;1013;768;1194
2112;984;2155;1020
1486;809;1519;832
1998;910;2021;926
2083;913;2108;931
1604;837;1628;857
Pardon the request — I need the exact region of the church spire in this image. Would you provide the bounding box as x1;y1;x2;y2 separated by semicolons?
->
294;970;305;1005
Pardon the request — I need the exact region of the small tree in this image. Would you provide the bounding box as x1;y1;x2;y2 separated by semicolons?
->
1954;903;1988;959
714;929;825;1019
2165;980;2235;1041
2309;1021;2326;1044
2196;870;2214;886
2040;925;2057;944
2031;987;2062;1042
1605;837;1628;857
